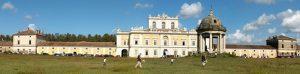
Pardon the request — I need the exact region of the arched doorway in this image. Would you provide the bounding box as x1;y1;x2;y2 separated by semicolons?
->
121;49;128;57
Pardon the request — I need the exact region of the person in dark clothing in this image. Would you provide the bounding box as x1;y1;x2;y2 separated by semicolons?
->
135;54;142;68
201;55;207;66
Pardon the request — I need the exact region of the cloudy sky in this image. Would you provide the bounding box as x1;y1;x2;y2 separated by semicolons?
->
0;0;299;45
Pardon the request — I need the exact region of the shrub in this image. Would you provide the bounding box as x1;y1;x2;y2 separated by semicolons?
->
3;51;12;54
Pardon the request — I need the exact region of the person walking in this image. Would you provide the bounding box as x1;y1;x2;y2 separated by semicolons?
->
103;57;107;67
135;54;142;68
201;55;207;66
170;58;174;65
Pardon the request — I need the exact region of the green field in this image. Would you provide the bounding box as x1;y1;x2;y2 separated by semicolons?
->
0;54;300;74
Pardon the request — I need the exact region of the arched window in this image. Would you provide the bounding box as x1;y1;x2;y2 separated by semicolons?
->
152;22;156;29
162;22;166;29
171;22;175;29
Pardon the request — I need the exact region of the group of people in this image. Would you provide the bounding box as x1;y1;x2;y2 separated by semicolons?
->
102;54;208;68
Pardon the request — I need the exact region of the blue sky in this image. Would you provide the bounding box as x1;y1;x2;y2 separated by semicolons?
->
0;0;300;44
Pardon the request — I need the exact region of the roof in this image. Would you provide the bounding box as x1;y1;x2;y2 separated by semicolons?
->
0;42;13;46
37;42;116;47
197;9;226;32
267;35;296;41
14;28;37;35
226;44;276;49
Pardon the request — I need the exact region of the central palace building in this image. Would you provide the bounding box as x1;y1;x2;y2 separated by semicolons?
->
1;9;300;58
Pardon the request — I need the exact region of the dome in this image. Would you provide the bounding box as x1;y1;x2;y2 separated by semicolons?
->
197;9;226;32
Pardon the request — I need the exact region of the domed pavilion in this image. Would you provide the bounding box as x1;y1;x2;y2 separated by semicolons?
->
196;9;226;53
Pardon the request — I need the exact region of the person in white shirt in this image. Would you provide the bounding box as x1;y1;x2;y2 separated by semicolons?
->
103;57;107;67
170;58;174;65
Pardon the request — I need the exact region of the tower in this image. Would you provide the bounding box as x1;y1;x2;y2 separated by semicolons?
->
12;27;43;54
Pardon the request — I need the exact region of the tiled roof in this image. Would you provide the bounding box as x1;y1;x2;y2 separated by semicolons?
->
0;42;13;46
226;44;276;49
268;35;296;41
297;45;300;50
14;28;37;35
37;42;116;47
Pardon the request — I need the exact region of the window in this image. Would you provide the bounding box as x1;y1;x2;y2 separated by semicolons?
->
123;40;127;45
52;47;54;49
17;49;20;52
109;48;111;50
29;49;31;52
291;45;294;48
171;22;175;29
154;50;157;55
153;22;156;29
63;48;65;49
162;22;166;29
182;41;185;46
109;52;111;55
30;36;32;37
18;40;20;45
154;40;157;45
192;41;196;46
86;48;88;49
97;48;99;50
29;40;32;45
145;40;149;45
174;41;177;45
282;44;284;48
145;50;148;55
135;40;138;45
74;48;76;49
182;51;185;55
164;40;168;46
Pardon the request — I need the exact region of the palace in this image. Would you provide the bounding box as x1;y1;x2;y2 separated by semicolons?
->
0;9;300;58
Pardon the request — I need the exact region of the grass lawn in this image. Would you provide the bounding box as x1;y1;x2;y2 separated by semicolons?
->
0;54;300;74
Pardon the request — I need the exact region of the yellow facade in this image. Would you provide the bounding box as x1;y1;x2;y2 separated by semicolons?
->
37;46;116;56
225;49;277;58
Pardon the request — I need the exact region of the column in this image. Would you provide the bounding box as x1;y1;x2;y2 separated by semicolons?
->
218;34;221;53
223;35;226;53
199;34;203;52
209;33;213;53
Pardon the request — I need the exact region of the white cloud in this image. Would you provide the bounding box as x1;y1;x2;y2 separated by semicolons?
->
2;2;14;10
280;33;286;36
243;14;276;31
246;0;276;5
179;2;203;18
277;9;300;33
268;28;276;34
24;15;33;20
228;29;253;44
197;20;202;25
134;3;153;9
28;24;37;30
